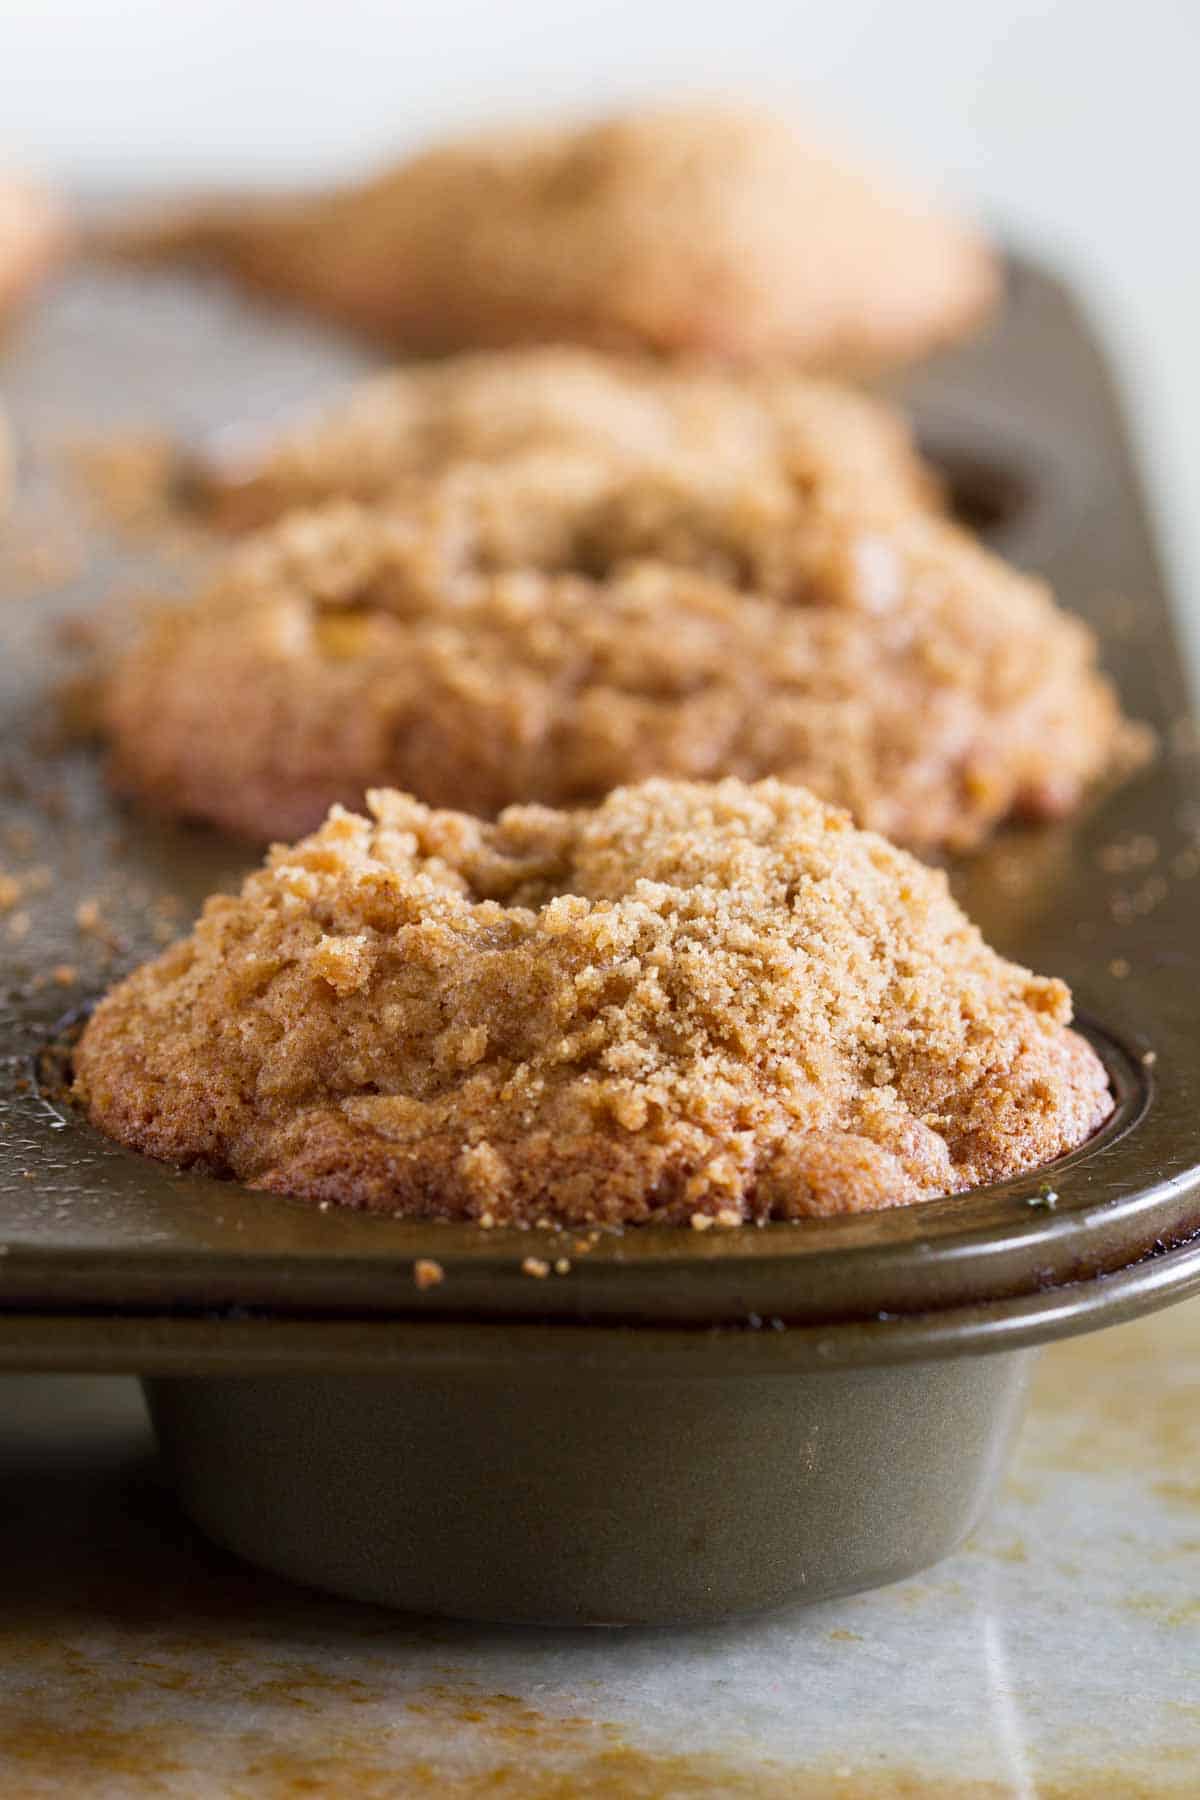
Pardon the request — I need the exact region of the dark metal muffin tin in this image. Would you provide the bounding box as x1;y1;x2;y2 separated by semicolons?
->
1;254;1198;1624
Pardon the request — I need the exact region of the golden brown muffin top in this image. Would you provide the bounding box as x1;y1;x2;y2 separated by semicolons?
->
108;101;997;371
75;779;1112;1225
200;344;934;530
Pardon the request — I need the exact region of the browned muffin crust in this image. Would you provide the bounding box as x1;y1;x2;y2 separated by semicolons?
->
74;779;1112;1224
104;101;998;372
105;411;1145;850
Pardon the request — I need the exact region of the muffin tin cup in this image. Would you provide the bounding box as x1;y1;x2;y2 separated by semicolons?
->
1;247;1198;1623
139;1218;1199;1626
144;1352;1037;1626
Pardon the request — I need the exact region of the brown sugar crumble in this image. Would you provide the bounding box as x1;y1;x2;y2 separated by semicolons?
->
412;1258;445;1290
73;778;1114;1227
102;349;1147;854
186;342;935;530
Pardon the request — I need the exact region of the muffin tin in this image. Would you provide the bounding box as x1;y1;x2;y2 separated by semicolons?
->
0;253;1198;1624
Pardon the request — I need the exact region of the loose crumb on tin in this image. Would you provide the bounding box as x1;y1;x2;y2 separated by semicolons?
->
691;1207;743;1230
412;1258;445;1290
75;899;103;933
64;431;205;550
1096;834;1159;874
522;1257;551;1279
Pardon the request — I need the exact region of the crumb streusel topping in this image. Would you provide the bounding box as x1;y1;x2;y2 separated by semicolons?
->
196;345;933;530
74;779;1112;1223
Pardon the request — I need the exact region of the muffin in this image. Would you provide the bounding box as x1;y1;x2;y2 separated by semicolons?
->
0;174;65;329
193;344;934;532
106;100;997;372
104;458;1144;852
74;779;1112;1225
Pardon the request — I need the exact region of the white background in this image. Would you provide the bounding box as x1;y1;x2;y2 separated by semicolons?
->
2;0;1196;639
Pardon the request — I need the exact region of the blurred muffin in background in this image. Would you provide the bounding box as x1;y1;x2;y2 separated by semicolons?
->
100;349;1146;852
106;100;998;372
0;174;65;514
0;174;66;331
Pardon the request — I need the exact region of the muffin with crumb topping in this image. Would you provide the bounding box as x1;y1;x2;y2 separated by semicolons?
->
74;778;1112;1225
105;349;1146;851
106;100;998;373
103;474;1146;852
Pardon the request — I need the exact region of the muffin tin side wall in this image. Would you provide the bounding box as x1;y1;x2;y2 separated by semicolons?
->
145;1350;1034;1625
